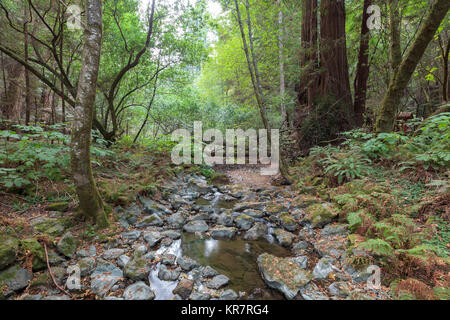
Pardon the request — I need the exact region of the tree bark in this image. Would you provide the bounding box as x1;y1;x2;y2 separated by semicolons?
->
24;1;31;125
277;0;286;129
71;0;108;228
389;0;402;73
376;0;450;133
354;0;372;127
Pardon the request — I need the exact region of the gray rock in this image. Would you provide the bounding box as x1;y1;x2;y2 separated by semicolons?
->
183;220;209;233
206;274;229;289
161;254;177;266
273;229;296;247
242;209;265;218
123;281;155;300
123;255;151;281
328;281;350;297
210;227;236;239
343;264;372;283
117;255;130;268
57;232;77;258
217;212;234;227
290;256;308;269
136;214;163;228
178;256;199;271
202;266;219;278
243;222;268;240
104;296;124;300
103;248;127;260
219;289;238;300
139;197;171;216
190;291;211;300
158;264;181;281
235;214;255;230
321;224;349;237
77;257;96;277
122;204;141;225
42;295;71;300
0;265;33;297
143;231;162;247
189;213;211;221
121;230;141;240
313;257;335;280
299;283;329;300
166;212;186;228
90;259;123;297
19;294;43;300
76;245;96;258
161;230;181;240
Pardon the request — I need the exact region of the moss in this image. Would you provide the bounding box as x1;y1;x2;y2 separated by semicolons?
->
20;239;46;271
0;233;18;270
304;203;338;227
265;203;286;214
45;202;69;212
30;272;50;288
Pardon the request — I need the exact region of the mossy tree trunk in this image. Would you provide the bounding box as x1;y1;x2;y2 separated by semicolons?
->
376;0;450;133
71;0;108;228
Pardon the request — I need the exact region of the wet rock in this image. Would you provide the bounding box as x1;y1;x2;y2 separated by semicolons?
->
299;283;329;300
217;212;234;227
183;220;209;233
90;259;123;297
166;212;186;228
136;214;163;228
219;289;238;300
202;266;219;278
117;255;130;268
273;229;296;247
139;197;171;216
257;253;311;300
235;214;255;230
77;257;96;277
173;279;194;299
57;232;77;258
158;264;181;281
190;291;211;300
0;265;33;298
124;255;151;281
210;227;236;239
243;222;268;241
123;281;155;300
312;257;336;280
328;281;350;298
143;231;162;247
206;274;229;289
178;256;199;271
304;203;338;228
103;248;127;260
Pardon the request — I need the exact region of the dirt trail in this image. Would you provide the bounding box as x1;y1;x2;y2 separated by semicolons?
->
213;164;274;188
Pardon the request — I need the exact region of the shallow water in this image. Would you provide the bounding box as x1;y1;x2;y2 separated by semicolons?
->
181;233;291;300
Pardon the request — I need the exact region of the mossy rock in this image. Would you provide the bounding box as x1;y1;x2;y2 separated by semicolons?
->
45;202;69;212
29;272;51;288
57;232;78;258
291;194;321;208
31;217;71;237
279;212;297;231
0;233;19;270
265;203;287;214
304;203;338;228
20;239;46;271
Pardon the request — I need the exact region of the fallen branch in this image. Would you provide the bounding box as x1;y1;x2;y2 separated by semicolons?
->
42;242;72;298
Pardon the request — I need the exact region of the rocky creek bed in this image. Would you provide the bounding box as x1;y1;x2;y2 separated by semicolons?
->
0;171;392;300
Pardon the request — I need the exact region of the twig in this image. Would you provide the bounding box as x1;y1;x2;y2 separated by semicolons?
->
43;242;72;298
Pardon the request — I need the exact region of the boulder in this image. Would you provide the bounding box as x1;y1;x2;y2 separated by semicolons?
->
235;214;254;230
172;279;194;299
183;220;209;233
123;255;151;281
243;223;268;241
0;233;18;270
206;274;229;289
123;281;155;300
210;227;236;239
304;203;338;228
0;265;33;298
57;232;77;258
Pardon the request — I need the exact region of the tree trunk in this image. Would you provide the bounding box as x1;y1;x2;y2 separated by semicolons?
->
389;0;402;73
24;2;31;125
319;0;352;108
71;0;108;228
354;0;372;127
3;60;24;120
278;0;287;129
376;0;450;132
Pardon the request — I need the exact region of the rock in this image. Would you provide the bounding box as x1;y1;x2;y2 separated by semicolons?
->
161;237;173;247
279;213;297;231
77;257;96;277
210;227;236;239
233;202;263;212
219;289;238;300
0;233;18;271
217;212;234;227
136;214;163;228
273;229;296;247
264;203;288;215
312;257;336;280
158;264;181;281
328;281;350;297
45;202;69;212
139;197;171;216
189;213;211;221
161;254;177;266
19;294;43;300
133;244;147;255
90;259;123;297
299;283;329;300
104;296;124;300
76;245;96;258
143;231;162;247
123;281;155;300
314;238;346;259
257;253;312;300
42;295;71;300
19;238;46;271
57;232;77;258
122;230;142;240
321;224;349;237
47;250;66;265
161;230;181;240
235;214;254;230
190;291;211;300
178;256;199;271
172;279;194;299
103;248;127;260
292;241;309;251
30;217;67;236
166;212;186;228
117;255;130;268
121;204;141;225
206;274;229;289
242;209;265;218
290;256;308;269
304;203;338;228
0;265;33;298
183;220;209;233
202;266;219;278
243;223;268;241
123;255;151;281
343;264;372;283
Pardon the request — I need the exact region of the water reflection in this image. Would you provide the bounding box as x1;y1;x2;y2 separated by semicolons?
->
204;238;219;257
